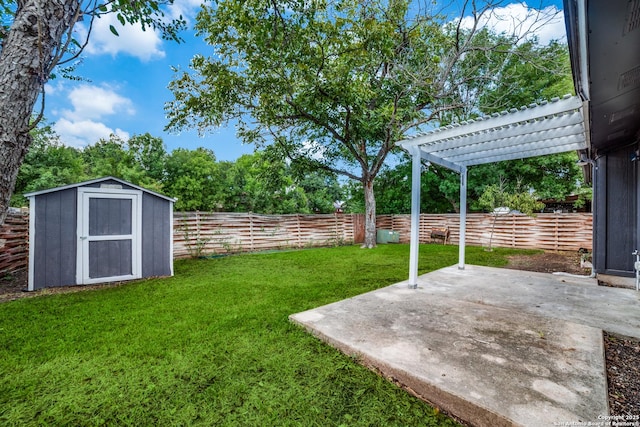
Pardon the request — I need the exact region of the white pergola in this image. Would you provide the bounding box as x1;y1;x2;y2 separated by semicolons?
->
396;95;589;288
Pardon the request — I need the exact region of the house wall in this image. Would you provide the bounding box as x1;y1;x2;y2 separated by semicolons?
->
32;188;77;290
594;144;639;277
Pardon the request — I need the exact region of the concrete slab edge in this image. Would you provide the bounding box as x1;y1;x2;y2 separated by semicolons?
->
289;314;518;427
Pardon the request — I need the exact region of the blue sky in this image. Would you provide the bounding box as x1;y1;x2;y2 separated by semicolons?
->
43;0;567;162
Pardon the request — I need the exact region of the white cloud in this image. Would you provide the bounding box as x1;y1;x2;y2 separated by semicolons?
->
51;83;135;147
54;118;130;148
301;140;326;161
77;14;165;61
61;84;135;121
167;0;204;24
458;2;565;45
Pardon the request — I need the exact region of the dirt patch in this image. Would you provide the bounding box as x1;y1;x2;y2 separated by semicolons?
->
0;269;28;301
0;269;129;303
505;250;591;275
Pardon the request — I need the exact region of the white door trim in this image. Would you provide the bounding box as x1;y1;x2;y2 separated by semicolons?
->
76;187;143;285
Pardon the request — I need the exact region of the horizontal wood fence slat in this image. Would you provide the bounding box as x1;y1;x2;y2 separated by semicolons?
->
0;209;29;274
376;213;592;251
0;211;592;272
173;212;358;258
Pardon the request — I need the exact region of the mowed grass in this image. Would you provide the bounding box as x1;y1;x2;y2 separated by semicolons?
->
0;244;536;426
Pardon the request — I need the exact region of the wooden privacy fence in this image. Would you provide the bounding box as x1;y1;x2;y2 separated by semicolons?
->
175;212;592;257
0;211;592;271
174;212;362;258
0;209;29;274
377;213;593;251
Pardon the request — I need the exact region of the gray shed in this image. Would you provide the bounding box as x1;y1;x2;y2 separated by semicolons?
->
25;177;175;291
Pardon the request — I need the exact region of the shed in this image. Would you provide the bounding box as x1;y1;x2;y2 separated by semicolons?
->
25;177;175;291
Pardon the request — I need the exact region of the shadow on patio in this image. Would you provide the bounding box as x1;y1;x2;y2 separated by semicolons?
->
290;265;640;427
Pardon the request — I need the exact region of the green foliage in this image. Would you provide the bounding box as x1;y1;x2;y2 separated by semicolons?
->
374;157;455;214
425;37;585;213
296;170;343;214
479;41;575;114
478;178;544;251
168;0;444;190
167;0;570;244
128;133;167;182
346;157;454;214
166;0;569;246
233;150;310;214
215;149;344;214
0;244;535;425
9;124;344;213
478;178;544;216
162;147;221;211
82;134;163;192
1;0;185;84
10;123;86;207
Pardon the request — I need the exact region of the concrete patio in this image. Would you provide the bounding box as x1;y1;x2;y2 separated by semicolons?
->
290;265;640;427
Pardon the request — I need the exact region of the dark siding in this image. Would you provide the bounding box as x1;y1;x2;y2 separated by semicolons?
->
33;189;77;289
594;147;638;276
593;157;606;274
141;193;172;277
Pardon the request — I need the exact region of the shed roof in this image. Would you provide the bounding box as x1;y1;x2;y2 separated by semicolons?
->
397;95;588;173
24;176;176;202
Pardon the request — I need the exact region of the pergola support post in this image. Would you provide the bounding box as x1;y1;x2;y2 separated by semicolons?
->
459;167;467;270
408;146;422;288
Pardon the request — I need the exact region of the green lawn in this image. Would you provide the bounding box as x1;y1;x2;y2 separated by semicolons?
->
0;244;536;426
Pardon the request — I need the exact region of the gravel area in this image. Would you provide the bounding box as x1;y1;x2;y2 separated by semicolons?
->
605;332;640;416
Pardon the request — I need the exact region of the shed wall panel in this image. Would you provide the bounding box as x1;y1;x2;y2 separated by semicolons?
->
33;189;77;289
141;193;172;277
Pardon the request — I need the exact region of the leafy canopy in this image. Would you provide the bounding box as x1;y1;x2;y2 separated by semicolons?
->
167;0;502;183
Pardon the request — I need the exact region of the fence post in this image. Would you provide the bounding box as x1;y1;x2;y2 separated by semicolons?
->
553;214;560;251
249;213;254;251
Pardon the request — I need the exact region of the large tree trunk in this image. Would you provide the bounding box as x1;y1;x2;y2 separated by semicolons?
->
362;177;376;249
0;0;80;224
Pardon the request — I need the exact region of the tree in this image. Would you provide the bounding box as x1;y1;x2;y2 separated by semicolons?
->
429;39;584;213
163;147;221;211
167;0;561;247
0;0;185;224
348;154;452;214
296;170;343;214
219;150;311;214
128;133;167;182
83;134;162;191
478;177;544;251
10;122;85;206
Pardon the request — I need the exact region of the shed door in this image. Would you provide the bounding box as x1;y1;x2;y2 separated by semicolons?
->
77;188;142;284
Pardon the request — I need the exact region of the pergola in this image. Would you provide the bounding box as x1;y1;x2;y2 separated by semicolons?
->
396;95;589;287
